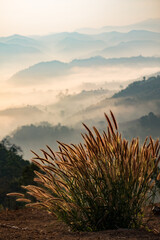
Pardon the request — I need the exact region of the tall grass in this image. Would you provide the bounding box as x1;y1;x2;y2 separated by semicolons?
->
8;111;160;231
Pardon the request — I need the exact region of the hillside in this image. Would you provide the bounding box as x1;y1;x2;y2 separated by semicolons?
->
0;105;43;117
120;112;160;142
65;74;160;128
0;141;29;208
6;123;81;159
113;75;160;100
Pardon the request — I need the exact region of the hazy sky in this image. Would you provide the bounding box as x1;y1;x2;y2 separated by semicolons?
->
0;0;160;36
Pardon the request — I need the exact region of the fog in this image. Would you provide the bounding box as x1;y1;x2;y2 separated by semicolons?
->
0;62;159;141
0;20;160;159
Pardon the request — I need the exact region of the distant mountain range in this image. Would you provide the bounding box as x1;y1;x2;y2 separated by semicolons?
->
0;35;42;61
77;19;160;34
97;40;160;58
0;27;160;64
9;56;160;84
0;34;39;47
6;123;81;159
0;42;41;62
34;29;160;45
33;29;160;58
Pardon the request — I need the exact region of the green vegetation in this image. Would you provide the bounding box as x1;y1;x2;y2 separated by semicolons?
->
8;112;160;231
0;140;37;209
121;112;160;142
113;75;160;100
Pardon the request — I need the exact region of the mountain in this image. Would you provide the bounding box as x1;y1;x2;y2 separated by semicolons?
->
113;75;160;100
0;34;39;47
6;123;81;159
1;28;160;65
0;34;42;62
9;56;160;84
98;40;160;58
77;19;160;34
9;60;70;84
0;42;41;59
120;112;160;141
0;34;48;72
47;88;112;123
0;105;49;139
34;32;94;43
57;37;105;52
33;32;106;58
31;29;160;60
65;74;160;127
90;30;160;47
0;105;43;117
71;56;160;67
34;30;160;54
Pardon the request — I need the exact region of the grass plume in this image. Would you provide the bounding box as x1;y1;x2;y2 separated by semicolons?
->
7;111;160;231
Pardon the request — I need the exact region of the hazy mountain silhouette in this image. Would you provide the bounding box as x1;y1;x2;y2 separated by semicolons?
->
0;34;39;47
97;40;160;58
4;74;160;158
0;105;43;117
9;56;160;84
9;60;70;84
57;37;105;52
0;34;42;63
6;123;81;159
1;28;159;61
34;29;160;58
95;30;160;43
1;27;160;67
120;112;160;142
0;42;41;60
77;19;160;34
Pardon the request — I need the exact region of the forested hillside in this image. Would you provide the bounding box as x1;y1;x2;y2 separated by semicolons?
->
113;75;160;99
0;141;37;209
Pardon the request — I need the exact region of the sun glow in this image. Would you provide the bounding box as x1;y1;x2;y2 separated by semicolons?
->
0;0;159;36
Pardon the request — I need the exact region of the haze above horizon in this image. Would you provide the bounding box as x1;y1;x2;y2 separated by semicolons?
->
0;0;160;36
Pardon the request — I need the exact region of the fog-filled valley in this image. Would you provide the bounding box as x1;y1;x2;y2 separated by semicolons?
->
0;18;160;160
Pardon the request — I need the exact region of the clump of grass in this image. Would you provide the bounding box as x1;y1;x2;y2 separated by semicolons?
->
8;111;160;231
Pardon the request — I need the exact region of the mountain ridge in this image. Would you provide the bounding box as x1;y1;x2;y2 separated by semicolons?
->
9;56;160;84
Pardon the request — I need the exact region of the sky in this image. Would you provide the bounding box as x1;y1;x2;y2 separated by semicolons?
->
0;0;160;36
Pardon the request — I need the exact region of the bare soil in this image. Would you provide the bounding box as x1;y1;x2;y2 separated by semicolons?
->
0;207;160;240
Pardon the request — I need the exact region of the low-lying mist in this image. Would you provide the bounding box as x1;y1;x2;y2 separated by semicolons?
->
0;65;159;140
0;25;160;159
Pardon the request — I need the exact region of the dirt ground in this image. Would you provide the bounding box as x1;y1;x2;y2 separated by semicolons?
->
0;207;160;240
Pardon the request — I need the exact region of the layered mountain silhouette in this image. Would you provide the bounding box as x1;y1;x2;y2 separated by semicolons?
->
97;40;160;58
6;123;80;159
9;56;160;84
77;19;160;34
0;35;42;62
1;28;160;64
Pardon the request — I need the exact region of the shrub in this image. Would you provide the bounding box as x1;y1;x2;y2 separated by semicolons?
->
8;112;160;231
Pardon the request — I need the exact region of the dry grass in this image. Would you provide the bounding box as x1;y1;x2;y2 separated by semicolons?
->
8;111;160;231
